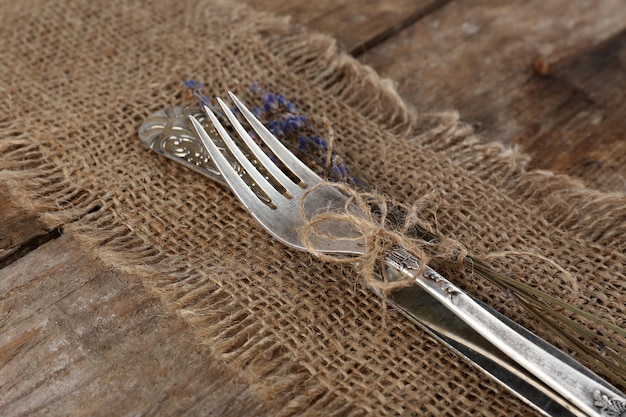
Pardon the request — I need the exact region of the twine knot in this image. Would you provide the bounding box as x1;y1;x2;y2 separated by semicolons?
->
298;182;469;292
298;181;577;301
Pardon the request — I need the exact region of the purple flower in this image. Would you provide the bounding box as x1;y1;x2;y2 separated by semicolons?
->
282;115;304;133
182;80;362;187
198;94;211;106
267;120;284;137
286;102;297;113
276;94;288;106
310;136;328;149
261;93;279;111
298;135;309;150
183;79;204;90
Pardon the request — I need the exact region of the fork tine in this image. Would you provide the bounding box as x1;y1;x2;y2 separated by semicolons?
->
228;91;322;186
198;105;286;206
189;115;276;216
215;97;300;196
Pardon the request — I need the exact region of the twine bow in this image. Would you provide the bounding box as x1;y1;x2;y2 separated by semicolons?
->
298;181;626;389
299;182;472;293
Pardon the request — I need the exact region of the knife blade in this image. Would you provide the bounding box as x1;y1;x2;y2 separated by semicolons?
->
139;106;625;417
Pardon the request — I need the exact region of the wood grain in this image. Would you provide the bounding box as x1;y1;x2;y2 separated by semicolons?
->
0;185;54;268
356;0;626;191
1;1;625;416
252;0;449;54
247;0;626;191
523;30;626;191
0;235;271;417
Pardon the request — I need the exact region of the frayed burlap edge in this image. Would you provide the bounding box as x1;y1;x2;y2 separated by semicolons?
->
263;28;626;248
398;110;626;247
1;4;624;416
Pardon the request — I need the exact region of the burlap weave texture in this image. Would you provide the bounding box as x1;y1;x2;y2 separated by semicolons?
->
1;0;624;416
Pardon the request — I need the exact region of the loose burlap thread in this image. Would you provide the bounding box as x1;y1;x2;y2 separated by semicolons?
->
1;0;625;416
298;182;580;306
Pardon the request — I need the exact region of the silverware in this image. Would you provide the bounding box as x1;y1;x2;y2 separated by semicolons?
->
139;95;626;417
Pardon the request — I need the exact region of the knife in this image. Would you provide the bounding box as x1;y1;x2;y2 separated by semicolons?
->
139;106;626;417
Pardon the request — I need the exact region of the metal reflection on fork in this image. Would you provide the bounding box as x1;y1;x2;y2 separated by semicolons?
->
137;105;274;205
139;94;626;417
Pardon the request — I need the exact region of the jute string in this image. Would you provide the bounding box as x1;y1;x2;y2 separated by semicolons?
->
1;0;624;415
300;182;577;298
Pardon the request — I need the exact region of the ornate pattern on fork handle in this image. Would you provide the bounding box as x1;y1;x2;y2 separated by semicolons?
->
386;247;626;417
386;247;461;296
141;106;626;417
139;106;230;181
139;106;275;205
594;390;626;417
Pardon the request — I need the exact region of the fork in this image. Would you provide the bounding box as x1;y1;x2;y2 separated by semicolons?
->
188;92;625;417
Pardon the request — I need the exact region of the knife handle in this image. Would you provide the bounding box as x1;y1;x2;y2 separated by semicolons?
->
139;107;626;416
384;247;626;417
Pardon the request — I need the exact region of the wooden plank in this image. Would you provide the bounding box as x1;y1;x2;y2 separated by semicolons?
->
0;235;271;417
0;185;55;268
251;0;449;54
0;3;623;416
523;30;626;191
354;0;626;191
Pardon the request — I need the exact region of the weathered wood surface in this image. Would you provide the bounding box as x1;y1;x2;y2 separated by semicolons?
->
256;0;626;192
1;1;625;415
0;236;270;417
253;0;451;54
0;186;52;268
358;0;626;192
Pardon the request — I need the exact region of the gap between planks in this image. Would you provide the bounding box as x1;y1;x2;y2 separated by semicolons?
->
0;234;273;417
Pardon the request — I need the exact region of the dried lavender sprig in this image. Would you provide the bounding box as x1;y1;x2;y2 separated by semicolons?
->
184;80;360;186
182;80;625;388
249;86;356;185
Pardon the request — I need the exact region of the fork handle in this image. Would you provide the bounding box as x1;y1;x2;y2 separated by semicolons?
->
384;247;626;417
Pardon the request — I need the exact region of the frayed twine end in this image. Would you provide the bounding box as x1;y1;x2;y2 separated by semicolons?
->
297;181;577;302
298;182;462;293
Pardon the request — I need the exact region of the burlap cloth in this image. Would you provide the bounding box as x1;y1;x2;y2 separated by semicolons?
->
1;0;624;415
